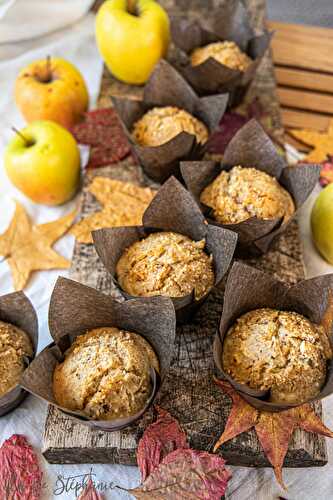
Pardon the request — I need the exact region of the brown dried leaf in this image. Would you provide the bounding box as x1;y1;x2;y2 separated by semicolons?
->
77;479;104;500
71;178;155;243
131;448;231;499
137;406;189;481
289;120;333;163
0;202;76;290
0;434;43;500
214;380;333;489
213;378;258;450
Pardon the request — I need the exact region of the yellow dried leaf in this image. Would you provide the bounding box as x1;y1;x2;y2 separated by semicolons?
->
289;119;333;163
71;177;155;243
0;201;76;290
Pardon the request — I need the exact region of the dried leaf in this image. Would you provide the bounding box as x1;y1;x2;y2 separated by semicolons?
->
213;378;258;450
131;448;231;499
71;108;131;168
319;156;333;186
208;111;249;154
214;380;333;489
71;178;155;244
0;202;76;290
137;406;189;481
77;479;104;500
0;434;42;500
289;120;333;163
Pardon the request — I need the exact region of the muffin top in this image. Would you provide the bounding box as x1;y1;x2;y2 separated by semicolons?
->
53;327;159;420
222;308;332;404
0;320;33;398
200;166;295;224
116;231;214;300
132;106;209;147
191;41;252;72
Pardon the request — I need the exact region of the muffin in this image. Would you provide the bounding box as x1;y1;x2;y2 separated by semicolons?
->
132;106;209;147
53;327;159;420
0;321;33;398
222;308;332;404
116;231;214;300
191;41;252;72
200;166;295;224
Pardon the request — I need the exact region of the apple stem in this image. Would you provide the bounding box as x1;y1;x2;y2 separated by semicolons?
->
127;0;137;15
11;127;32;147
46;55;51;79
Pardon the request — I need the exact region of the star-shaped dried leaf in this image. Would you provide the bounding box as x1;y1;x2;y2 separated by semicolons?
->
0;202;76;290
71;177;155;243
130;448;231;500
289;120;333;163
137;406;189;481
214;379;333;489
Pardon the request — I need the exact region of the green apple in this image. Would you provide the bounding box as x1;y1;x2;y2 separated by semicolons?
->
95;0;170;85
4;120;80;206
311;183;333;264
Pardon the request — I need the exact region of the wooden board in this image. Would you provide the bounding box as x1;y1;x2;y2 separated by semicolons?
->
268;21;333;137
43;1;328;467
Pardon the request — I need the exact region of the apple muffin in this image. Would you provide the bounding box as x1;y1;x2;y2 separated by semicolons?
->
132;106;209;147
0;321;33;398
116;231;214;300
222;308;332;404
53;327;159;420
200;166;295;224
191;41;252;72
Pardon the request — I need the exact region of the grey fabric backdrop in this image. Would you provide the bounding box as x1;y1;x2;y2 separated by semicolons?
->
267;0;333;27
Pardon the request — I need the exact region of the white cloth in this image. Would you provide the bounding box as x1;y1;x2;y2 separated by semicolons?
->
0;2;333;499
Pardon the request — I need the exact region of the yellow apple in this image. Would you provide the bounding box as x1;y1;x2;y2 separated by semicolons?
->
311;183;333;264
15;57;89;129
96;0;170;85
4;121;80;206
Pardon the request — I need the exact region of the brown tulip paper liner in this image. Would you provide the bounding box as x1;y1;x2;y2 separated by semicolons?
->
0;291;38;417
111;59;228;182
93;176;238;323
21;277;176;431
213;261;333;412
170;0;272;105
181;119;320;255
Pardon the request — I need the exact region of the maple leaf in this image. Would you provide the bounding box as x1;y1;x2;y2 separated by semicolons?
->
214;378;333;489
0;201;76;290
289;119;333;163
130;448;231;500
71;177;155;244
0;434;42;500
77;479;104;500
137;406;189;481
319;156;333;186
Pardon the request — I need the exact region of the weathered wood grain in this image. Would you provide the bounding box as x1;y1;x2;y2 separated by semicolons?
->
43;0;328;467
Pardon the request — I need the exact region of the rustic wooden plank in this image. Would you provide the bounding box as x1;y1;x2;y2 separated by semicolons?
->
275;67;333;94
43;4;328;467
268;21;333;73
277;87;333;114
281;108;331;132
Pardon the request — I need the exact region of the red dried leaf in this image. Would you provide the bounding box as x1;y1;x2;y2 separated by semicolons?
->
71;108;131;168
208;111;249;154
213;378;258;450
0;434;43;500
319;156;333;186
131;448;231;499
78;479;104;500
137;406;189;481
296;404;333;438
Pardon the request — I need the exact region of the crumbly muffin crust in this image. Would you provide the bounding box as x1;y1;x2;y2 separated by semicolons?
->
200;166;295;224
132;106;209;147
116;231;214;300
0;320;33;398
222;308;332;404
53;327;159;420
191;41;252;72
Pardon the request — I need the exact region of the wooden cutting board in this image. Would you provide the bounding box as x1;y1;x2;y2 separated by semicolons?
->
42;0;328;467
